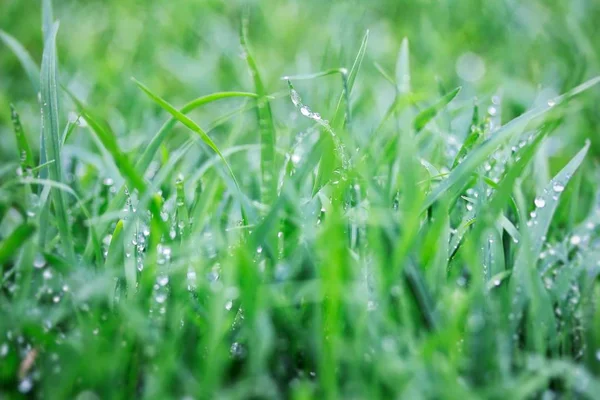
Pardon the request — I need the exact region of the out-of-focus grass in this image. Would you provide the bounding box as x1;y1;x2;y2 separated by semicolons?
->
1;0;600;398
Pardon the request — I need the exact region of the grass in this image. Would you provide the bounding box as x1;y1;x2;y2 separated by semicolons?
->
1;0;600;398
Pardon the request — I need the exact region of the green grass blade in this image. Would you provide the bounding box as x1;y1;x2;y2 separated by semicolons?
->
40;22;74;261
10;104;35;169
0;30;40;92
65;90;147;192
0;222;36;266
138;91;257;173
414;86;461;132
175;175;191;239
517;140;589;267
104;219;124;270
423;76;600;210
240;15;277;205
42;0;54;43
395;37;410;94
132;78;240;190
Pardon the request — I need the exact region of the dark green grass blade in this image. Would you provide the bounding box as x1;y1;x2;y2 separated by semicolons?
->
423;76;600;210
10;104;35;169
40;22;74;261
132;78;240;190
414;86;461;132
0;222;36;266
240;15;276;205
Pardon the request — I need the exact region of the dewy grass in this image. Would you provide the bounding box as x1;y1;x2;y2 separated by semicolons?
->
3;1;600;398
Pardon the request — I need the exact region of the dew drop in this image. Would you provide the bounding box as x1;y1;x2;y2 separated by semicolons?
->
570;235;582;246
33;253;46;269
300;106;311;117
552;183;565;193
0;343;8;357
534;197;546;208
18;378;33;393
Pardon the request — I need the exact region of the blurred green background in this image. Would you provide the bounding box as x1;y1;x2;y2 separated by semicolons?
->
1;0;599;161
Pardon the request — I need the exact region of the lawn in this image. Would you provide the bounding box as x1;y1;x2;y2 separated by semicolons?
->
1;0;600;398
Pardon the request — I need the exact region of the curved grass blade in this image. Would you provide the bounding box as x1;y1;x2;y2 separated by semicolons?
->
10;104;34;169
509;141;590;347
0;30;40;92
517;140;589;269
65;90;147;192
40;22;74;262
15;177;103;262
422;76;600;211
100;94;259;236
240;15;276;205
132;78;240;190
138;91;257;173
414;86;461;132
0;222;36;266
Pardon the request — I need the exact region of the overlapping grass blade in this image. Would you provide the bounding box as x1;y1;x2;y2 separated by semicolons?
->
40;22;74;261
132;78;240;190
240;15;277;205
414;86;461;132
423;76;600;210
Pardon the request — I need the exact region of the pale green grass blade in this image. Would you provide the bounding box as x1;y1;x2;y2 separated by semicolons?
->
395;37;410;94
42;0;54;43
138;91;257;173
40;22;74;261
516;140;589;267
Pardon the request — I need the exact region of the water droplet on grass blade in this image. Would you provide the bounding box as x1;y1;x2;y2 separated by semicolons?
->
534;197;546;208
33;253;46;269
18;378;33;393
